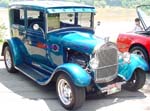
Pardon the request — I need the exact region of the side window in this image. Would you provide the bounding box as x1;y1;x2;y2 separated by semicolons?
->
12;9;25;26
20;10;25;20
47;14;60;31
78;13;91;28
27;10;44;29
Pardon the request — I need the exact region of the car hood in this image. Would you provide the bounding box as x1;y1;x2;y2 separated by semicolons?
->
47;28;105;54
62;32;105;54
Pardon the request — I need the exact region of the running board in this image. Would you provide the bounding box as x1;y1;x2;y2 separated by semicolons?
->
15;64;50;85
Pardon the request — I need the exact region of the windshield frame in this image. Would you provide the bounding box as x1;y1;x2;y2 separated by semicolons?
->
46;12;94;32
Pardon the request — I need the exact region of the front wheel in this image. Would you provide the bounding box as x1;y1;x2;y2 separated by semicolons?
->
123;69;146;91
56;73;85;110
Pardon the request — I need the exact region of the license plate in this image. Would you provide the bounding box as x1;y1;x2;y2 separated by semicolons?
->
107;83;121;95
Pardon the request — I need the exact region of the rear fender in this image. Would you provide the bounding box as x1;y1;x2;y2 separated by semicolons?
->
118;54;148;81
1;37;29;65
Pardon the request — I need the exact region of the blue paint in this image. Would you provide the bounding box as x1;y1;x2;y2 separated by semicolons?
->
61;31;103;54
53;63;91;87
47;28;103;54
118;54;149;81
47;7;95;13
4;37;30;65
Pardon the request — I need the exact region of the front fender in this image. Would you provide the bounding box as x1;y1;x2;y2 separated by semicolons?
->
118;54;148;81
53;63;91;87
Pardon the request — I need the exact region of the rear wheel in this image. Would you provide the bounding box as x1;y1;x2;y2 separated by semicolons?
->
123;69;146;91
130;46;148;61
4;46;17;73
56;73;85;110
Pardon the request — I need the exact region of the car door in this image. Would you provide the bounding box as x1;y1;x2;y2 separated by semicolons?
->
24;10;49;68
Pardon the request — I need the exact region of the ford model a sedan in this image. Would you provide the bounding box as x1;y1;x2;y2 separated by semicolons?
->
1;1;149;110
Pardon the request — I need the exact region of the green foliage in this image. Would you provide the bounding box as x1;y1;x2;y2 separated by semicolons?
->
63;0;150;8
121;0;137;8
94;0;107;8
121;0;150;8
106;0;122;7
0;0;9;7
0;21;7;43
5;0;150;8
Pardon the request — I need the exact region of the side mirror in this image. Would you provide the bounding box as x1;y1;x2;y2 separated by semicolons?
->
33;24;39;30
32;24;46;39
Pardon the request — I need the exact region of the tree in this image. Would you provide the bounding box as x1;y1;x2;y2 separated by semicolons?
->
94;0;106;8
106;0;122;7
0;0;9;7
0;21;7;42
121;0;150;8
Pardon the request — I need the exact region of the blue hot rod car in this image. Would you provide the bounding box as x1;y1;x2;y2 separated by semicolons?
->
1;1;149;110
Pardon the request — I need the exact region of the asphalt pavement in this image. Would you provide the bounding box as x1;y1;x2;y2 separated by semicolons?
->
0;60;150;111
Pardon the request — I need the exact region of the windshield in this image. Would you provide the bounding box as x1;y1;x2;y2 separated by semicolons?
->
137;5;150;30
47;13;93;31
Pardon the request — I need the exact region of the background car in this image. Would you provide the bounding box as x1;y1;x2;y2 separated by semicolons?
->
1;1;149;110
117;5;150;66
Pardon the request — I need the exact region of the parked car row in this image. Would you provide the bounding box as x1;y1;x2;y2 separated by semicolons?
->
1;1;149;110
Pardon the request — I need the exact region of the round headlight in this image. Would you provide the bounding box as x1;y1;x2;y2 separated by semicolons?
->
122;52;131;63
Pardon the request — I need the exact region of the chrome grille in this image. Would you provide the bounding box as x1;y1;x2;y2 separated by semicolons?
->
94;42;118;83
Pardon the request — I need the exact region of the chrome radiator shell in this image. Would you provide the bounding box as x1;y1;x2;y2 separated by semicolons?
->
93;42;118;83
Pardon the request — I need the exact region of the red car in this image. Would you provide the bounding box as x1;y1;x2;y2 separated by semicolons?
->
117;5;150;62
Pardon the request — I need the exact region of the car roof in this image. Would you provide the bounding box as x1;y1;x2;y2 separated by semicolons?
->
9;1;95;13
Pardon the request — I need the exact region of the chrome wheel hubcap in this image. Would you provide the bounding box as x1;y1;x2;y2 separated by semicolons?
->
5;50;12;69
58;79;72;105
